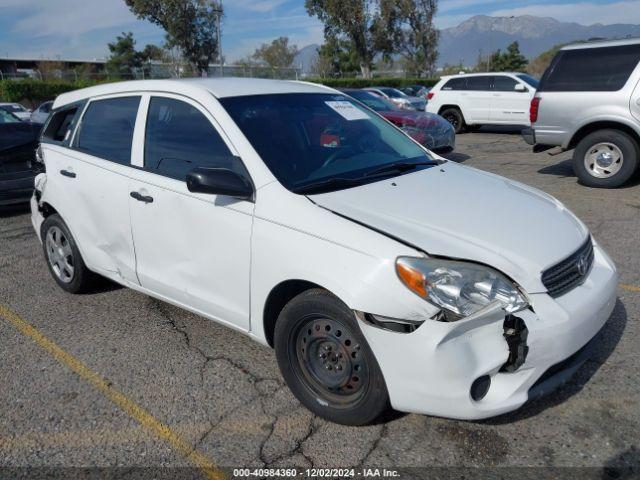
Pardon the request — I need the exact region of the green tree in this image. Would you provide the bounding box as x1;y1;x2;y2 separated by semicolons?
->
489;41;528;72
106;32;142;77
124;0;222;75
382;0;439;76
305;0;392;78
315;35;361;77
252;37;298;70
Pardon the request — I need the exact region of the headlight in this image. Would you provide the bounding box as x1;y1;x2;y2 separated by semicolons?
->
396;257;528;320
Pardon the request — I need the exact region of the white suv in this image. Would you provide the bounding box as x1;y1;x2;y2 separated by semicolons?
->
427;73;538;133
32;78;617;425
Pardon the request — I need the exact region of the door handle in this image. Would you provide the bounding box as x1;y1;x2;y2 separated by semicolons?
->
130;191;154;204
60;169;76;178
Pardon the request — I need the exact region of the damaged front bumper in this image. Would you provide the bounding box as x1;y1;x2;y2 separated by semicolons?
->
357;243;618;420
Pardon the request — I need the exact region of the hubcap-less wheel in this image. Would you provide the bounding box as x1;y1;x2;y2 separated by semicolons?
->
45;226;74;283
293;316;368;406
584;142;624;178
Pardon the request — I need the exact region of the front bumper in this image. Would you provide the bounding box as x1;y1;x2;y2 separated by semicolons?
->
358;243;618;420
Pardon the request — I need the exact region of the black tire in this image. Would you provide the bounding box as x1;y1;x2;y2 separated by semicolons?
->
440;107;466;134
274;289;389;426
572;129;639;188
41;214;95;293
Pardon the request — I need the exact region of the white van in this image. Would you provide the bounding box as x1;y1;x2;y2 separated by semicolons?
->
427;73;538;133
31;78;617;425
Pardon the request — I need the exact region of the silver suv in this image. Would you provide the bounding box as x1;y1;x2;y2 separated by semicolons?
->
523;38;640;188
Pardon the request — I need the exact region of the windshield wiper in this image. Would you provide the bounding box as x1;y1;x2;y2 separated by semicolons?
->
364;159;440;177
292;177;367;194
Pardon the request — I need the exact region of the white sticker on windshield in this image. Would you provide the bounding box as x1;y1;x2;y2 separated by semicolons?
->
325;101;370;121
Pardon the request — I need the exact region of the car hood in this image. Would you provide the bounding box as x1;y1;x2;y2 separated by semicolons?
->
310;162;588;293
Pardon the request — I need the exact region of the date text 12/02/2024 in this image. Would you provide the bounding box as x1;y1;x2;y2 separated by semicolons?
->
232;468;401;478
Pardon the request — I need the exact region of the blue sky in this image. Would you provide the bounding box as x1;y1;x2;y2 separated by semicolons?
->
1;0;639;61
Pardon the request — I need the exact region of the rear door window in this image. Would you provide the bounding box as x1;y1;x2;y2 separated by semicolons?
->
144;96;235;181
465;76;492;91
75;96;141;165
540;44;640;92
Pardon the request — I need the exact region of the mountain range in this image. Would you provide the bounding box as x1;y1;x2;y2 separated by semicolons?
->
293;14;640;73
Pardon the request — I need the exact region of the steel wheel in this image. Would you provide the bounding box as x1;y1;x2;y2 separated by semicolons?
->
584;142;624;178
292;315;368;406
45;226;74;283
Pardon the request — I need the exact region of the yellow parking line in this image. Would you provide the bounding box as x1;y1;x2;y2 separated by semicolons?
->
620;284;640;293
0;304;225;480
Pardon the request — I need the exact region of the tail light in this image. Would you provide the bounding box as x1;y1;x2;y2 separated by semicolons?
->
530;97;541;123
427;92;434;100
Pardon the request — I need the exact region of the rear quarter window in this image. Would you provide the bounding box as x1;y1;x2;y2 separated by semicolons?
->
540;44;640;92
42;103;84;145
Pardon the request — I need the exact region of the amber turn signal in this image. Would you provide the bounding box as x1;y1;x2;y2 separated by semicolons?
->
396;260;428;298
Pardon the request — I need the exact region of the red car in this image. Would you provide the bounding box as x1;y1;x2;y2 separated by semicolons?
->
341;89;455;153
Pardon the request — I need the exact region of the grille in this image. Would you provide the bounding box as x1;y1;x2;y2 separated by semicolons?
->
541;237;594;298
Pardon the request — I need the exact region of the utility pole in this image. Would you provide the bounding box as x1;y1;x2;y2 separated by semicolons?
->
214;1;223;77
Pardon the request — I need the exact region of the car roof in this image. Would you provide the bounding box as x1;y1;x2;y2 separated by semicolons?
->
53;77;337;109
440;72;522;80
562;37;640;50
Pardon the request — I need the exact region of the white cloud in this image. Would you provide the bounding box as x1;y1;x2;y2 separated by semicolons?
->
10;0;143;37
229;0;289;13
490;0;640;25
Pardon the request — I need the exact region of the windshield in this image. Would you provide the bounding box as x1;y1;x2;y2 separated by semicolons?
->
516;74;539;88
0;109;21;124
344;90;399;112
220;93;435;193
378;88;405;98
3;104;26;113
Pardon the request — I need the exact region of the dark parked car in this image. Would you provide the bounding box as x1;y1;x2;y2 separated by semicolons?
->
0;109;43;205
341;89;455;153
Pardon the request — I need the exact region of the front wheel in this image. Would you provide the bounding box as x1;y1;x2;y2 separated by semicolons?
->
440;107;466;134
573;129;639;188
274;289;389;425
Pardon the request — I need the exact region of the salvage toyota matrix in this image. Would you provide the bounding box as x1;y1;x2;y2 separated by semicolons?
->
31;78;618;425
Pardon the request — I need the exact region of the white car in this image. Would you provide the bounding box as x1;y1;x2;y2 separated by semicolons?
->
31;78;617;425
427;73;538;133
30;101;53;124
0;102;31;121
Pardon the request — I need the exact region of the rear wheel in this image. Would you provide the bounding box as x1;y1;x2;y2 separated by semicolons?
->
41;214;95;293
573;129;639;188
440;107;466;134
274;289;389;425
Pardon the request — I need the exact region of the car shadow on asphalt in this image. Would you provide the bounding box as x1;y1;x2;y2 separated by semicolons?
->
0;203;31;218
603;445;640;479
480;298;627;425
467;125;525;135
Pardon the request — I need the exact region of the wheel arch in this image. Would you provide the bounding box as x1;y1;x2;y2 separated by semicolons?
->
438;104;463;117
568;121;640;150
263;279;329;348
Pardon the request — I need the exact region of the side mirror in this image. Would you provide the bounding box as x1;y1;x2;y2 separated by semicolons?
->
186;167;253;200
515;83;527;92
